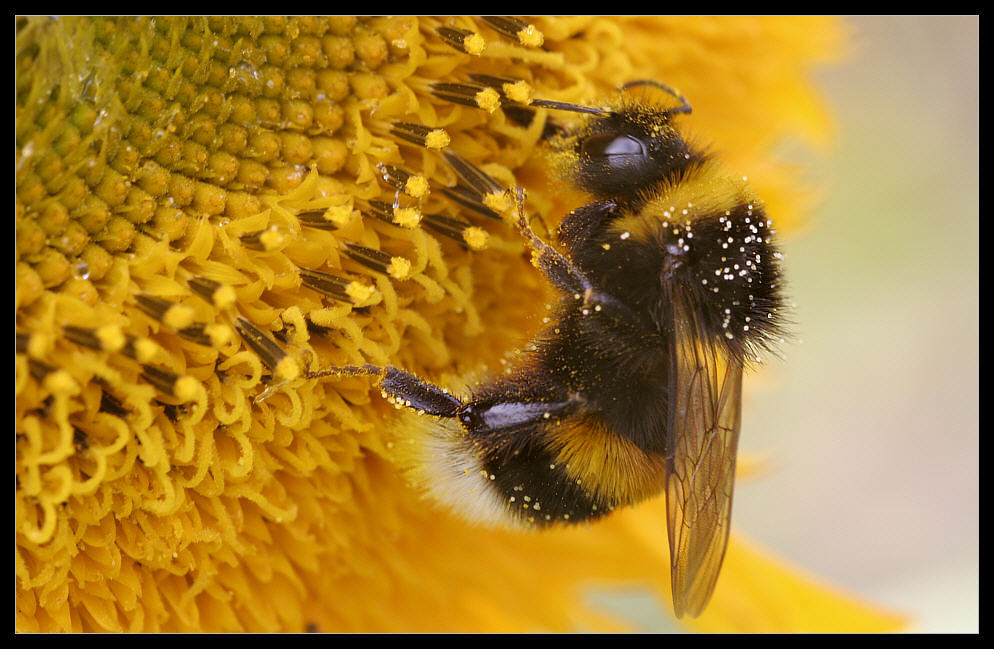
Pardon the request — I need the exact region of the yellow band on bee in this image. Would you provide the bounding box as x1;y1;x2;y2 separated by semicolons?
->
611;161;763;243
545;417;667;505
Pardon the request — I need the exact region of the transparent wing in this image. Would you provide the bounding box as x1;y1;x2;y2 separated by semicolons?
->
665;288;744;618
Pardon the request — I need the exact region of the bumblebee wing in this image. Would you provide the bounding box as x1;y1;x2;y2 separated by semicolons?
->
665;288;744;618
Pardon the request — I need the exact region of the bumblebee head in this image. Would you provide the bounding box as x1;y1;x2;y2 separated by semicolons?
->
548;81;698;202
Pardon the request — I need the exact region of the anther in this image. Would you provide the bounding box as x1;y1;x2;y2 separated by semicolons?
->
134;294;195;329
376;163;430;198
389;122;450;149
436;27;486;55
298;266;373;305
343;243;411;280
480;16;544;48
430;82;501;113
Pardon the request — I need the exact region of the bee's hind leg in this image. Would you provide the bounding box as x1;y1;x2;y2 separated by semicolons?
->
308;364;463;417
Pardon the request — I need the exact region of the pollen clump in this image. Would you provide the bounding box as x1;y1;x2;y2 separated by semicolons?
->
503;80;534;104
423;128;451;149
404;175;430;199
95;324;126;352
484;191;511;214
517;24;544;48
15;15;900;635
388;256;413;280
475;87;502;113
463;32;487;55
463;226;489;251
344;281;377;307
392;206;423;228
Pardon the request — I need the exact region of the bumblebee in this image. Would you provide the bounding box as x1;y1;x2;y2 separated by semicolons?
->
312;81;785;618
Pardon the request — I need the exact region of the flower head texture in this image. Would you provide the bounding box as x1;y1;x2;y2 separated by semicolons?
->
16;16;904;632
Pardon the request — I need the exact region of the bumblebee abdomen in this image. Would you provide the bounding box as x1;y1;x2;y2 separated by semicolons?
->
396;399;669;528
480;432;614;526
472;412;669;527
393;398;608;527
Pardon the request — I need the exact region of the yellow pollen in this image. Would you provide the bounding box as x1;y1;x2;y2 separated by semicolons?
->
95;324;126;352
388;257;412;280
259;228;285;251
463;32;486;55
404;175;430;198
345;282;377;306
173;375;200;402
43;369;77;395
463;226;488;250
475;87;501;113
327;204;356;228
205;324;233;348
132;338;160;363
393;207;422;228
162;304;195;330
274;356;302;382
212;285;237;309
424;129;450;149
503;80;533;104
483;192;509;213
517;24;544;47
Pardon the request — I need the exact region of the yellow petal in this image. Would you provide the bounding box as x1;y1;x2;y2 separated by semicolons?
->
690;531;909;633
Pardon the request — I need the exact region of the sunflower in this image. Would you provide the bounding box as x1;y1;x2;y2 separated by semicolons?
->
16;16;904;632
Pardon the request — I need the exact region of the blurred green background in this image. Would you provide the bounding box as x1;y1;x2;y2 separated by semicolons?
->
594;15;979;633
737;15;979;633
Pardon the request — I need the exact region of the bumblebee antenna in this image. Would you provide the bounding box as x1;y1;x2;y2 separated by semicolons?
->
528;81;691;118
619;80;692;116
528;98;607;116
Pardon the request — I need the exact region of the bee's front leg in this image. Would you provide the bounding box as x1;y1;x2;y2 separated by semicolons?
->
556;199;618;253
510;189;626;315
307;364;462;417
511;187;593;296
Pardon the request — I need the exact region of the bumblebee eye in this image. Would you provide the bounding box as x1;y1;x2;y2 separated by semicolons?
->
581;134;647;164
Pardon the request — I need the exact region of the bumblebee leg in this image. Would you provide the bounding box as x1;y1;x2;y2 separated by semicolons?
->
460;391;586;432
557;199;618;253
308;364;462;417
512;187;593;295
511;189;628;316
